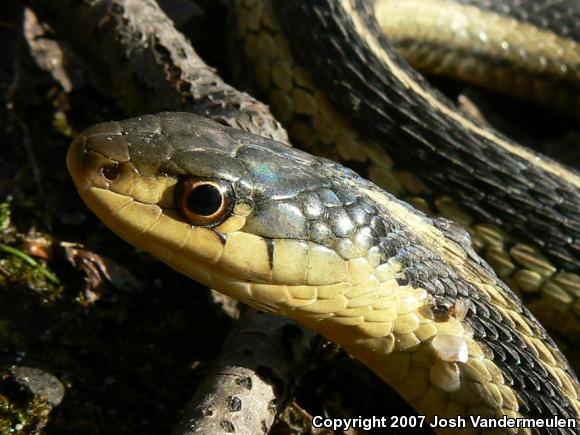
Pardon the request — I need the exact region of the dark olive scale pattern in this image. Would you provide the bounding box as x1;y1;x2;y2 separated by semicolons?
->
454;0;580;40
227;182;571;423
100;113;580;429
273;0;580;276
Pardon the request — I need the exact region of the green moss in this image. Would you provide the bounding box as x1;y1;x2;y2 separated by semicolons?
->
0;203;10;232
0;382;52;434
0;247;63;304
0;391;26;434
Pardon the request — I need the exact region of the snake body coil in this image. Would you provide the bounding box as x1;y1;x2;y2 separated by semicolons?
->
232;0;580;344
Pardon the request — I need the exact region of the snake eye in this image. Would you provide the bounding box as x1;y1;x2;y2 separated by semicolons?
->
176;178;233;227
100;164;120;182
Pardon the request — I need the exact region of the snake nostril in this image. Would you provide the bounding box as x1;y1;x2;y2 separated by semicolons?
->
100;164;120;182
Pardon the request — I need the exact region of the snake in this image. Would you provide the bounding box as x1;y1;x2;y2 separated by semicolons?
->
64;0;580;433
230;0;580;347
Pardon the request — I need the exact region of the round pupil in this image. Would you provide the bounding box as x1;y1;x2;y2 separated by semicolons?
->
187;184;223;216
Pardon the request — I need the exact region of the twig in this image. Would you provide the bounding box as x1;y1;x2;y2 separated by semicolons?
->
25;0;288;143
173;310;319;435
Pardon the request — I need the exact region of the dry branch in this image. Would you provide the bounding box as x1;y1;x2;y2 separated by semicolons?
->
173;310;319;435
26;0;288;142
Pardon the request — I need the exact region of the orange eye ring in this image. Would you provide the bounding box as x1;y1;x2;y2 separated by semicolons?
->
176;177;234;227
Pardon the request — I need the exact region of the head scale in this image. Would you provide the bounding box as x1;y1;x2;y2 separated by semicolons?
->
67;112;381;315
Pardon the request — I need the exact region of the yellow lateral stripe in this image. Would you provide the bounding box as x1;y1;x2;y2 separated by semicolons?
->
374;0;580;80
342;0;580;188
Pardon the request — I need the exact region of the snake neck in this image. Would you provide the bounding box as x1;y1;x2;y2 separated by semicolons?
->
192;173;580;426
230;0;580;350
269;0;580;274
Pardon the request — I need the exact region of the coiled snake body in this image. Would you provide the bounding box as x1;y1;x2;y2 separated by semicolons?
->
232;0;580;344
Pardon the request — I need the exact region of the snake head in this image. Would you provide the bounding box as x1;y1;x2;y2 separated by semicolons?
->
67;112;383;314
